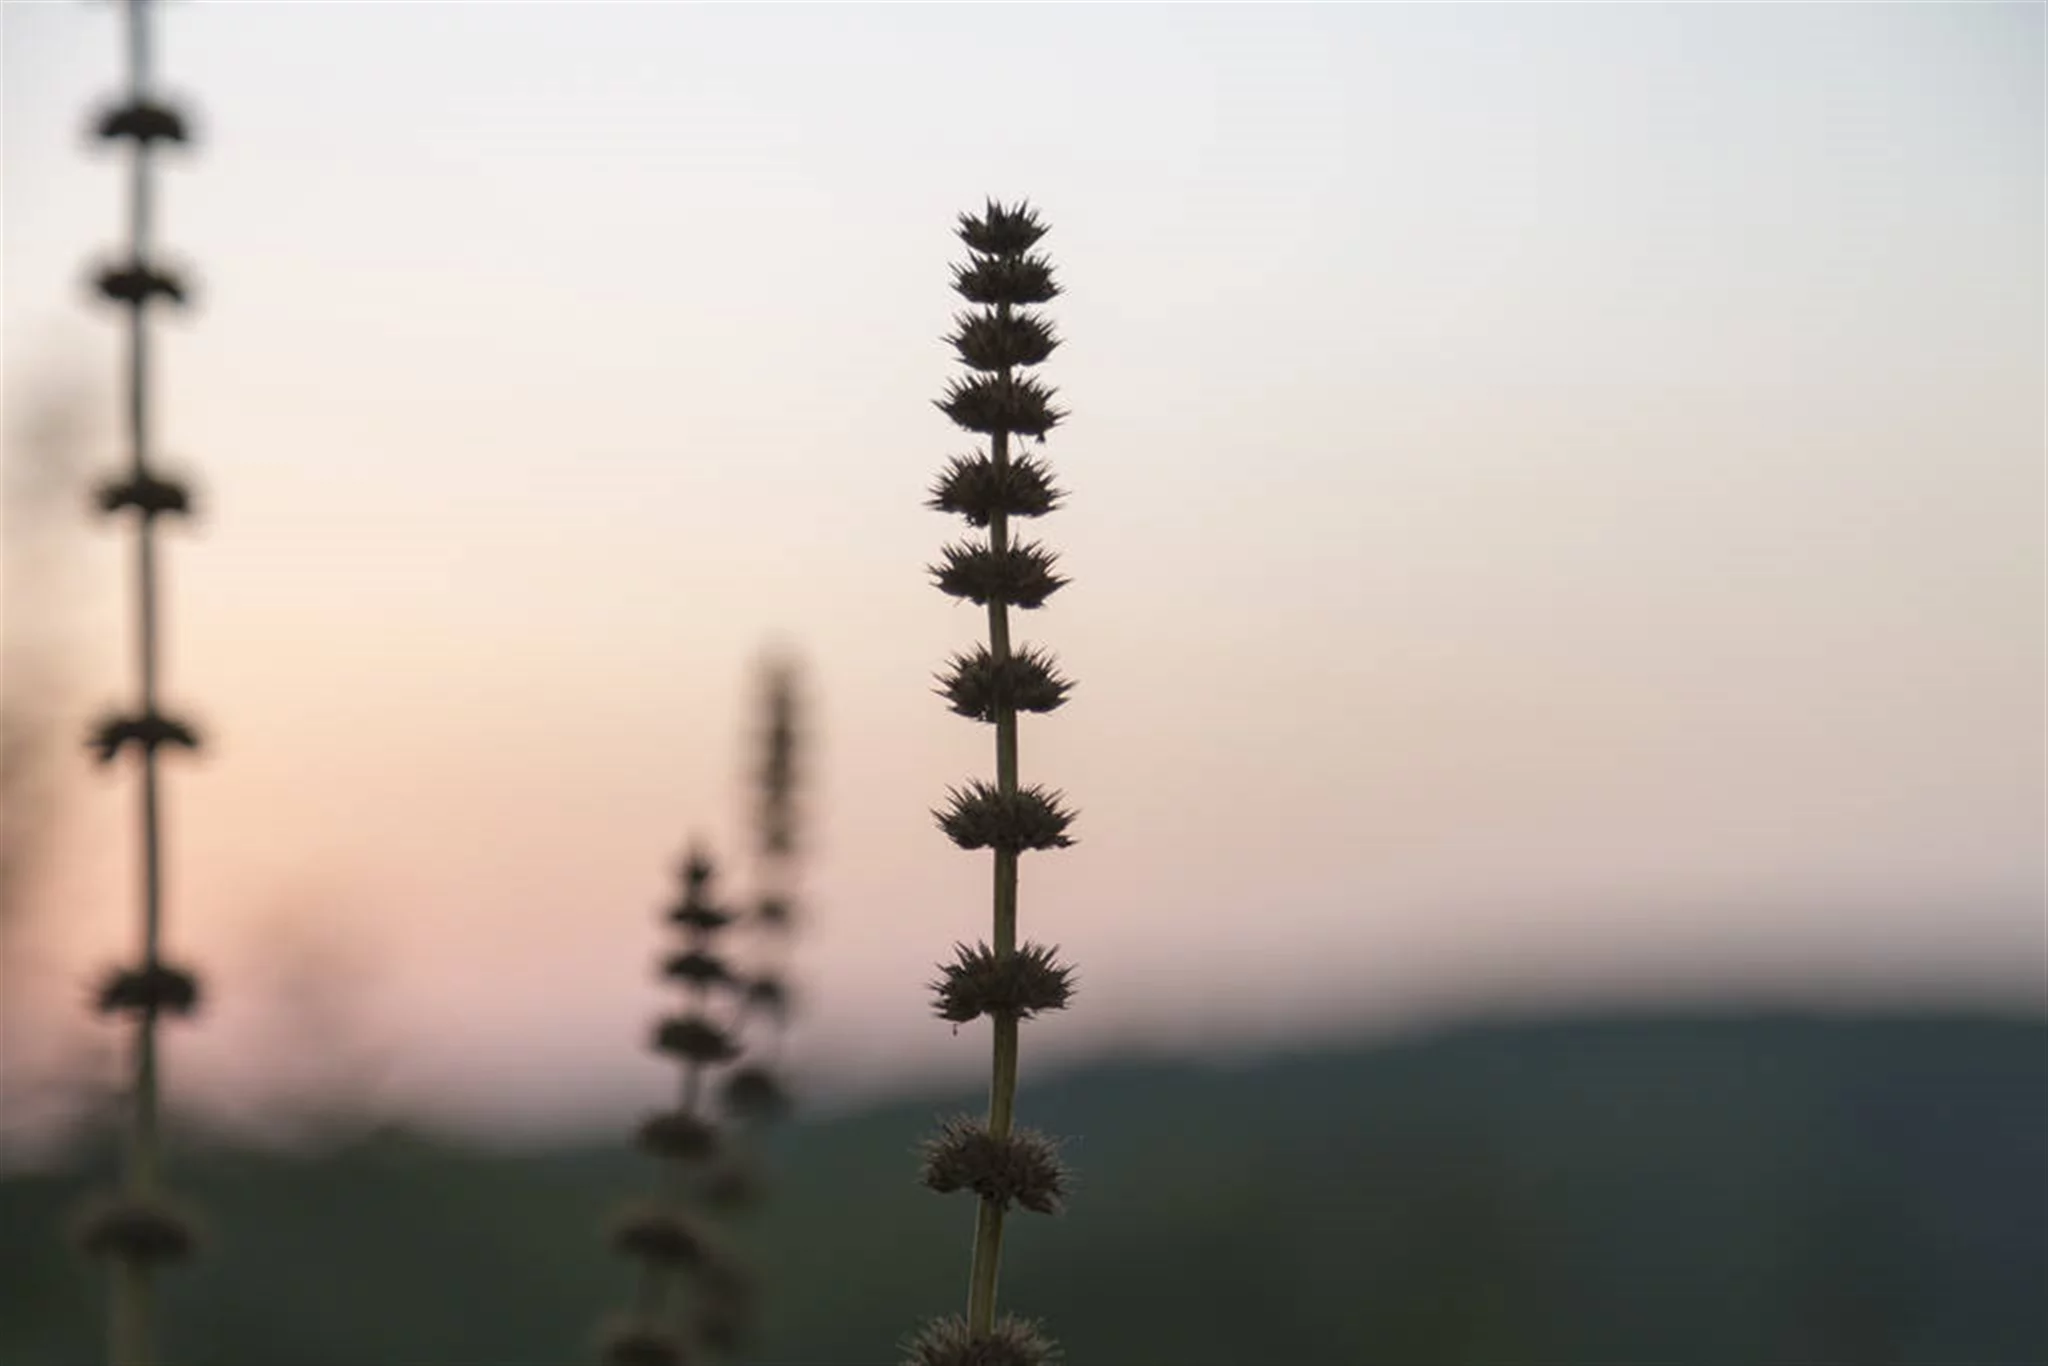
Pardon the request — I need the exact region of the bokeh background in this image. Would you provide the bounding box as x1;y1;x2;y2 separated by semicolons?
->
3;4;2042;1364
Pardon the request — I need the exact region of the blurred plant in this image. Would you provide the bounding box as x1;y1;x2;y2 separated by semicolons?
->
907;200;1077;1366
718;650;806;1129
67;2;210;1362
599;654;812;1364
599;845;756;1366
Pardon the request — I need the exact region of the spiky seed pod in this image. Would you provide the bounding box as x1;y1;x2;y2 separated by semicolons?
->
742;972;792;1020
666;848;731;934
95;471;192;518
937;374;1065;439
608;1204;706;1268
950;254;1060;308
71;1193;201;1266
720;1064;791;1125
948;312;1060;372
667;900;734;934
921;1118;1068;1215
681;851;714;889
95;98;188;144
937;646;1072;723
94;262;187;307
635;1109;720;1163
652;1014;741;1066
931;943;1073;1024
903;1314;1061;1366
94;962;202;1018
595;1317;692;1366
936;783;1075;853
662;949;733;990
88;710;201;765
957;201;1050;256
931;541;1066;610
929;453;1063;526
755;894;794;930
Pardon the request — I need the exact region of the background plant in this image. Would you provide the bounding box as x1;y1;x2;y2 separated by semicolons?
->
718;651;806;1131
907;199;1078;1366
67;2;210;1363
600;843;750;1366
600;657;809;1366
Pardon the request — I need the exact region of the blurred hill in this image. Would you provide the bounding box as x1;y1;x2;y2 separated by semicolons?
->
3;1010;2042;1366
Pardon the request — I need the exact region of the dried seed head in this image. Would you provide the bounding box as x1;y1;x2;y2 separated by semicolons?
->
93;261;188;307
948;311;1060;372
743;972;793;1022
652;1013;741;1066
595;1316;691;1366
71;1191;201;1266
937;373;1065;438
920;1117;1068;1214
950;253;1061;308
608;1202;705;1267
667;899;734;934
667;849;732;933
720;1063;792;1125
680;847;715;893
956;200;1050;257
937;645;1072;723
903;1314;1061;1366
94;961;202;1018
88;709;200;765
662;949;734;991
935;782;1076;852
95;471;192;519
755;894;795;931
928;452;1063;527
635;1109;720;1163
95;98;190;145
931;942;1073;1024
930;540;1066;610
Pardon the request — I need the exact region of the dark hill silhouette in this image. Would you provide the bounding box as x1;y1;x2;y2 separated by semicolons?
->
3;1009;2041;1365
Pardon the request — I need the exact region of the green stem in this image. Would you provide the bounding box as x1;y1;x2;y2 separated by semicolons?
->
111;1263;153;1366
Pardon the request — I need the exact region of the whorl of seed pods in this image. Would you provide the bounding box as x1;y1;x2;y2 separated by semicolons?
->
909;199;1078;1364
73;4;209;1363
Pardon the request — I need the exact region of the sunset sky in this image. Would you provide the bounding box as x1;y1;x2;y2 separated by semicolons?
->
3;3;2041;1150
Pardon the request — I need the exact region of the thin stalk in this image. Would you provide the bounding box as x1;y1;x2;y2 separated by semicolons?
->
967;340;1020;1336
117;4;166;1362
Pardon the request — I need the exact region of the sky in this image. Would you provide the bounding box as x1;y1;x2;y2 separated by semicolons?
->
2;2;2042;1151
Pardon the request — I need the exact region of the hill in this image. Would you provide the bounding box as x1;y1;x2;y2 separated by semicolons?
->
3;1010;2042;1365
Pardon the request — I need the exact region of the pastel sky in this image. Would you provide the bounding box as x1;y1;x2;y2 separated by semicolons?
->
3;3;2041;1148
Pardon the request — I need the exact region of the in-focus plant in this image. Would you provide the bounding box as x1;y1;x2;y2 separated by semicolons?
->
69;2;210;1363
906;200;1078;1366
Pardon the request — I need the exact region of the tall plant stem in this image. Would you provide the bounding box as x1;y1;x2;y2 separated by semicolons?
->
967;358;1021;1333
115;2;167;1361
